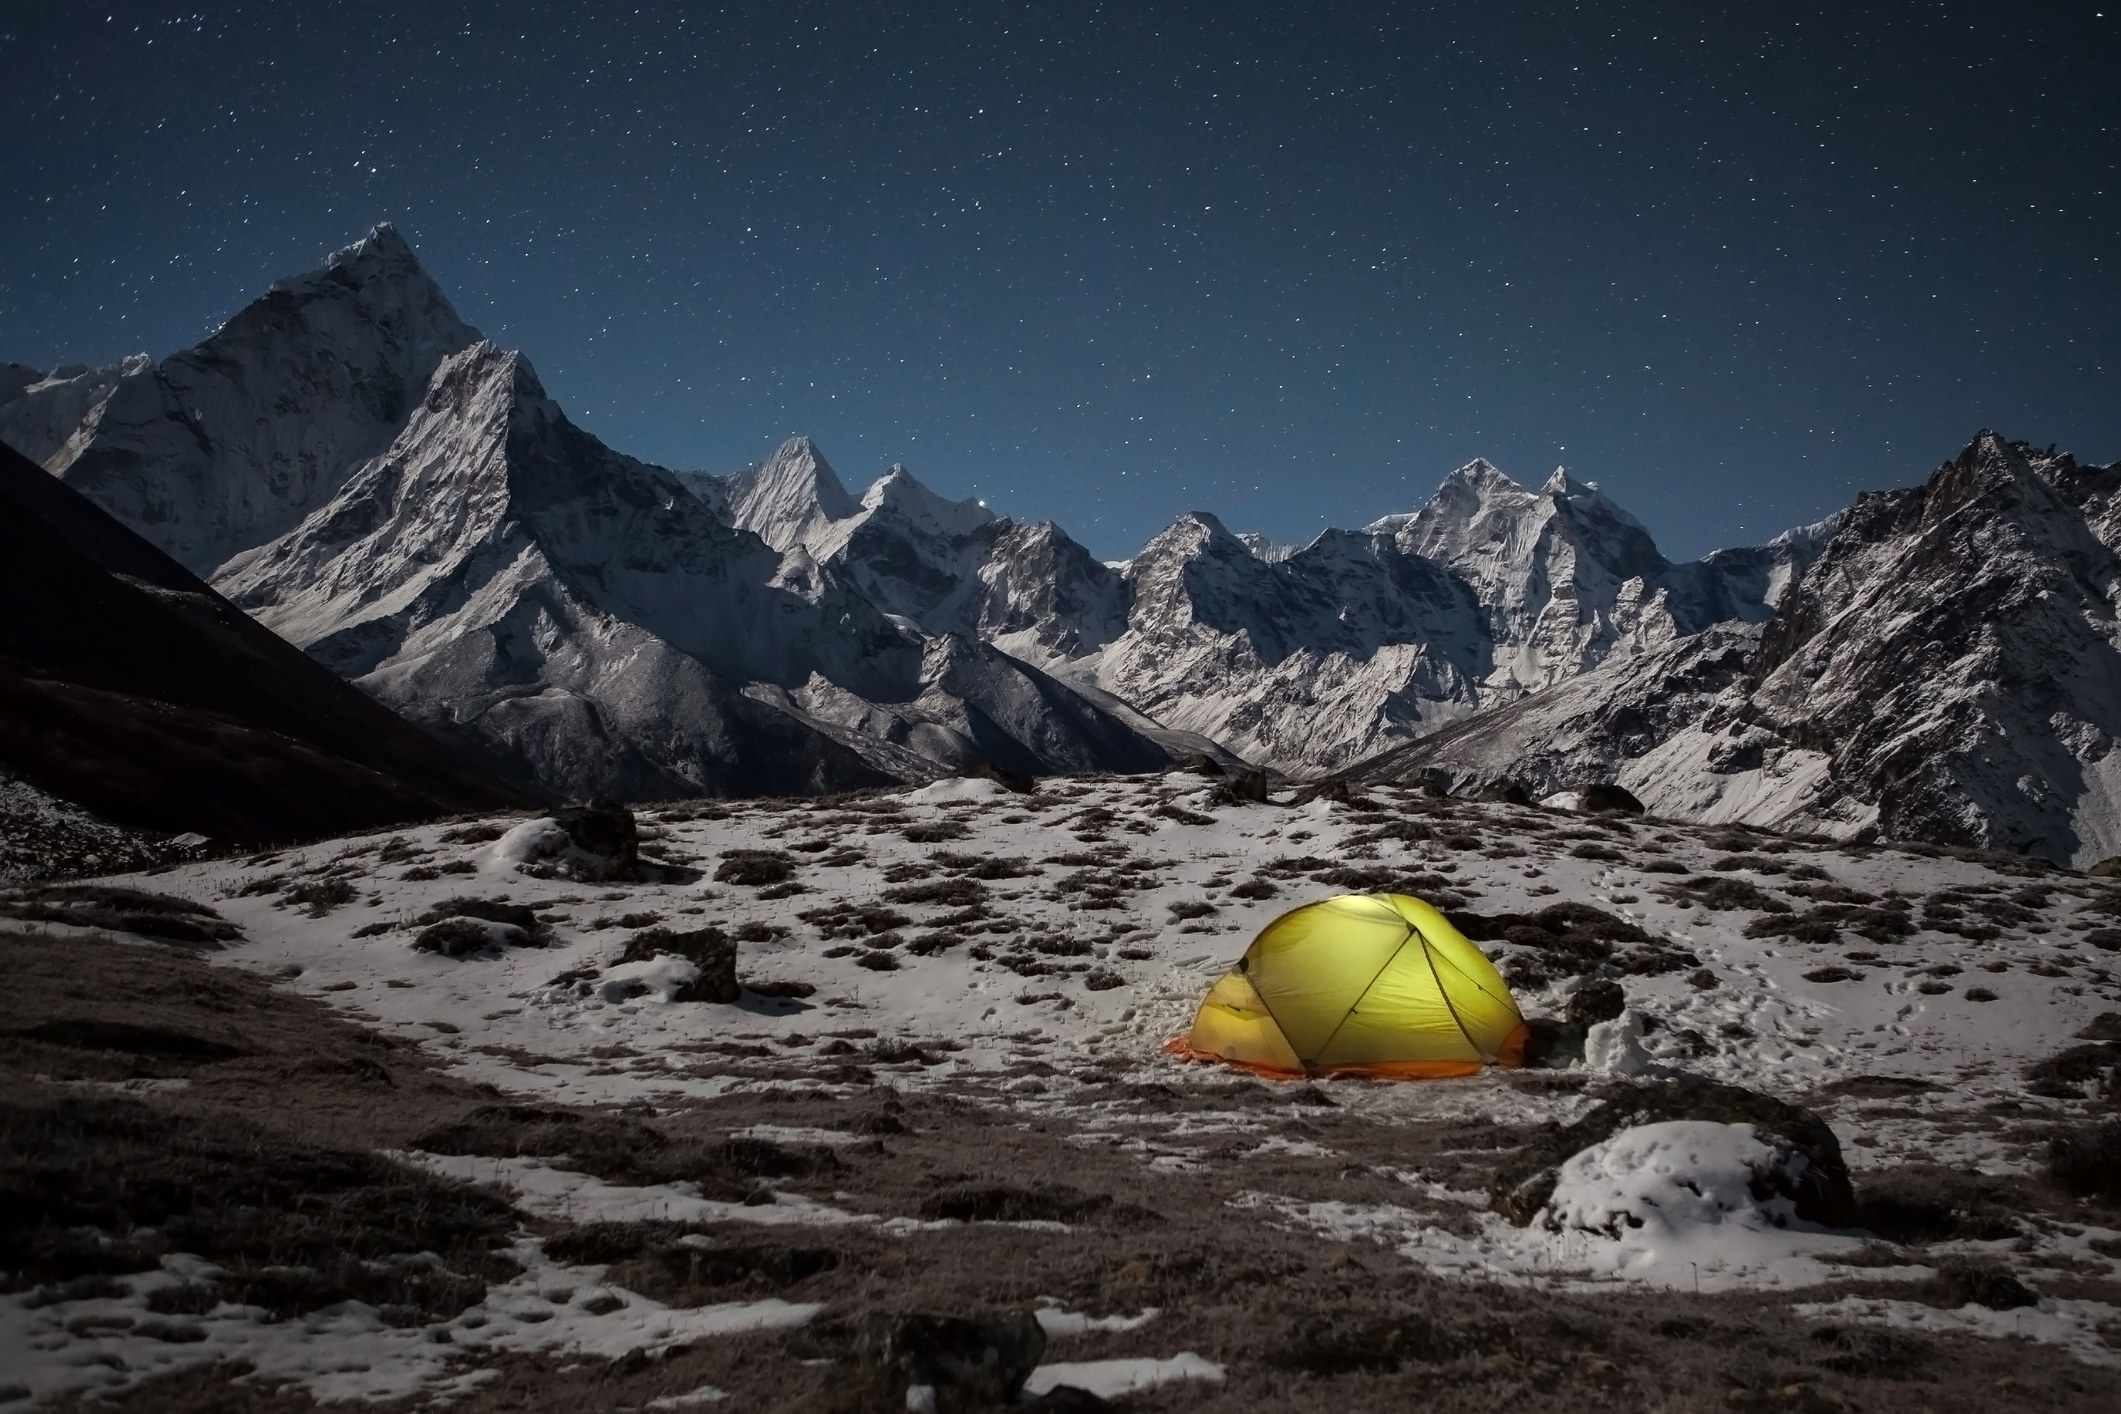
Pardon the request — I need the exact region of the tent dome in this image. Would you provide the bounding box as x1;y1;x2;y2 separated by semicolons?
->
1173;893;1527;1079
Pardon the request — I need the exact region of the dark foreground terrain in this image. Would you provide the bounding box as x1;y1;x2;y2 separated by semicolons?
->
5;901;2117;1413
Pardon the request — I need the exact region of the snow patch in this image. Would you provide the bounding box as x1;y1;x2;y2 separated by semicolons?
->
902;776;1014;805
0;1242;817;1407
646;1386;733;1408
1022;1353;1225;1399
734;1125;865;1147
1033;1302;1160;1336
484;817;570;873
403;1152;887;1229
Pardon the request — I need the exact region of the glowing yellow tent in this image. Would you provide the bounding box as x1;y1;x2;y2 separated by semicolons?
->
1171;893;1528;1079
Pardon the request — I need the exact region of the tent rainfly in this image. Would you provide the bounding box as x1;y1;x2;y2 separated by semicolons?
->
1171;893;1528;1079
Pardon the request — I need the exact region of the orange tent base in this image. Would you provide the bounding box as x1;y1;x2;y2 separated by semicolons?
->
1164;1033;1522;1082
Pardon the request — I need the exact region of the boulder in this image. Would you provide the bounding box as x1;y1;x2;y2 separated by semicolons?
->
1206;769;1271;806
1475;780;1533;806
1290;778;1359;807
1567;978;1627;1026
2048;1118;2121;1201
1488;1077;1854;1228
619;926;739;1004
552;800;639;880
1576;782;1645;815
854;1310;1045;1412
1171;751;1224;778
963;761;1036;795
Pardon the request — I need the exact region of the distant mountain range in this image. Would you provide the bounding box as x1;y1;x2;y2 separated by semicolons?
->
1355;433;2121;865
6;226;2117;865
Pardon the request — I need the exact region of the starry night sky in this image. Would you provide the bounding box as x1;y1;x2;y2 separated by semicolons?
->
4;2;2117;559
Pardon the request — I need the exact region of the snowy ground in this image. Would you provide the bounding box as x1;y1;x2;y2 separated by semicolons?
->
6;771;2121;1409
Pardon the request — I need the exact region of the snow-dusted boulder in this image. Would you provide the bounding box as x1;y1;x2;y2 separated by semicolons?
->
1489;1077;1854;1229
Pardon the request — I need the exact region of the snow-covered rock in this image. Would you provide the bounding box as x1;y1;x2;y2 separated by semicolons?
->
1531;1121;1854;1287
1582;1010;1655;1077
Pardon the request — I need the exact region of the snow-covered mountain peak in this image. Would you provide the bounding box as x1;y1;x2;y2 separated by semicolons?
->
857;463;996;540
1394;461;1542;557
255;223;479;371
0;226;483;576
1364;457;1522;530
721;435;859;551
1925;428;2065;525
279;223;418;287
1451;456;1516;490
1138;509;1238;557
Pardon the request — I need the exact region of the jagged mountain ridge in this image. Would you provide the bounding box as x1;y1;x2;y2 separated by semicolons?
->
2;226;1824;792
1352;434;2121;866
2;228;1172;799
713;439;1823;773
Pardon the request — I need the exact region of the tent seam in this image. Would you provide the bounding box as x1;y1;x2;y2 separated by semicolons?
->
1417;932;1487;1061
1253;895;1406;1075
1308;930;1420;1071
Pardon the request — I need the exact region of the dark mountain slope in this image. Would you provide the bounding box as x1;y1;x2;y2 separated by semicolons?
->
0;439;532;842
